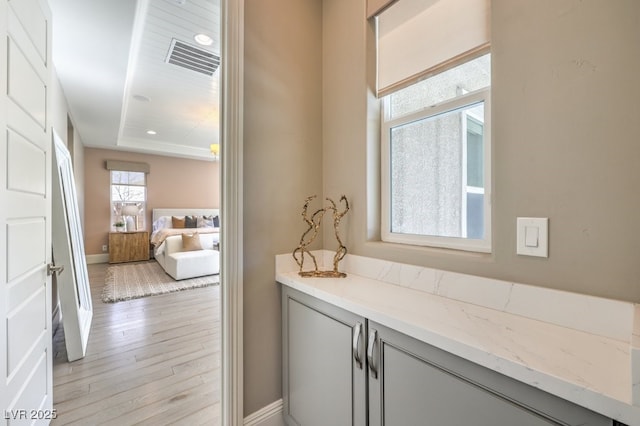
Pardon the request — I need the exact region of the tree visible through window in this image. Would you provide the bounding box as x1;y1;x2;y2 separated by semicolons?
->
111;170;146;231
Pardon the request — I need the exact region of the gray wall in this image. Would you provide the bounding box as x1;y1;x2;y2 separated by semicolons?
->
243;0;640;415
243;0;323;415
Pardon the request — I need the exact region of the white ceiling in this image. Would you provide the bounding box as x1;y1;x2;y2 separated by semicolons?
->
50;0;220;161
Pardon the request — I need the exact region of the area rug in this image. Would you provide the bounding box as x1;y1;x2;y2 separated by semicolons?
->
102;261;219;303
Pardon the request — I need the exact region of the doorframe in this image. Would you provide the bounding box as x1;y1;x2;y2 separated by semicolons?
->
220;0;244;424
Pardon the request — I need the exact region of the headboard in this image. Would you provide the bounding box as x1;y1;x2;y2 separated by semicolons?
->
152;208;220;224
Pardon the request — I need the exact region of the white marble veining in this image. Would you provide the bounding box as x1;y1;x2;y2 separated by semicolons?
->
276;251;640;425
310;250;634;342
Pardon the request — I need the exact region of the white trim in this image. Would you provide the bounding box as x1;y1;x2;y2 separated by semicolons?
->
117;0;149;144
461;108;468;238
243;399;284;426
466;186;484;194
221;0;244;424
381;87;492;253
86;254;109;264
383;87;487;127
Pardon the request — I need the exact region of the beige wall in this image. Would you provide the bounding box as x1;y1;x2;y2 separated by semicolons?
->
490;0;640;300
83;148;219;255
243;0;323;415
52;69;86;229
72;126;85;230
242;0;640;414
324;0;640;303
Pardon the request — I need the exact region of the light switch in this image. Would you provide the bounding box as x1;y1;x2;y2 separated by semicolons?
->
517;217;548;257
524;226;539;247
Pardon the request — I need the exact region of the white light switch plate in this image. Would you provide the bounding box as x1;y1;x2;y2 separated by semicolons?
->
517;217;548;257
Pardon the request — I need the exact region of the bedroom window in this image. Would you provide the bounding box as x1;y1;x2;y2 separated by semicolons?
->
110;170;147;231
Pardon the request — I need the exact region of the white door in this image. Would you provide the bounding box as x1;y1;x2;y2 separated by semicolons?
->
0;0;54;424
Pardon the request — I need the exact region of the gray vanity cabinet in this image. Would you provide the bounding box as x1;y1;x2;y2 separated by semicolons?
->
282;286;614;426
367;321;611;426
282;287;367;426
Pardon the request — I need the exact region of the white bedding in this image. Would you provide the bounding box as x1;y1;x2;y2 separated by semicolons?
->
151;226;220;247
151;208;220;257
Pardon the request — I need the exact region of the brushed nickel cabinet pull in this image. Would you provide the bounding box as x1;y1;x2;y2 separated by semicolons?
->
353;322;363;369
368;329;378;379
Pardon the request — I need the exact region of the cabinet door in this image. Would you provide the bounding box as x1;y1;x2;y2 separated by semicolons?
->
368;322;611;426
282;287;367;426
109;232;149;263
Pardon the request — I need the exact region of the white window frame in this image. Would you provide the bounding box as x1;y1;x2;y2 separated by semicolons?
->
110;170;147;230
381;88;492;253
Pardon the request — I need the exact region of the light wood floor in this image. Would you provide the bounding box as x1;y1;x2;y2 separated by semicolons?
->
52;262;221;425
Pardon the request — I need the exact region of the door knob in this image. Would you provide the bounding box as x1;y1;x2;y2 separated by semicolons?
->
47;263;64;276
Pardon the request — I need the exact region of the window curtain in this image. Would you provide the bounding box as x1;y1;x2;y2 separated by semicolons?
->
375;0;490;97
105;160;150;174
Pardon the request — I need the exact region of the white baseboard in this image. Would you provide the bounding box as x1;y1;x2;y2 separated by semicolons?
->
244;399;284;426
86;254;109;264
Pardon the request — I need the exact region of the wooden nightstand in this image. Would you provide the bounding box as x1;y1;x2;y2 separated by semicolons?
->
109;231;150;263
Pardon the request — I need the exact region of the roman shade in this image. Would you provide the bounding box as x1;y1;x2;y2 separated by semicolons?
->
367;0;397;18
105;160;150;174
376;0;490;96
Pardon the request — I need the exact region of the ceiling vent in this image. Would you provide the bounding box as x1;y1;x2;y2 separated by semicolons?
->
166;39;220;76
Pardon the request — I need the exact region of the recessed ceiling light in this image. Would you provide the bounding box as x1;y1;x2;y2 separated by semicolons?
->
146;130;157;135
194;33;213;46
133;94;150;102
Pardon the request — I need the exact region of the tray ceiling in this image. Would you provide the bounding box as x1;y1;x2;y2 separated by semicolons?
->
50;0;220;161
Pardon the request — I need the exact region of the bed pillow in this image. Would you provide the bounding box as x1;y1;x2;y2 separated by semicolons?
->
172;216;185;228
213;215;220;227
198;215;214;228
152;216;171;232
185;215;198;228
182;233;202;251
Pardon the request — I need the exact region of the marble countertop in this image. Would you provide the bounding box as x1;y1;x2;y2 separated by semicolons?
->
276;252;640;425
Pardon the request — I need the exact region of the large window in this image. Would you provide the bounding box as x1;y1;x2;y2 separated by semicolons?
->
381;54;491;252
110;170;146;231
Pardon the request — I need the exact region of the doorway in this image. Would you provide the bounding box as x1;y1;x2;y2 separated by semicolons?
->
49;0;232;422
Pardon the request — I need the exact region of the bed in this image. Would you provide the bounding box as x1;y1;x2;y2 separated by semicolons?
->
151;208;220;258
